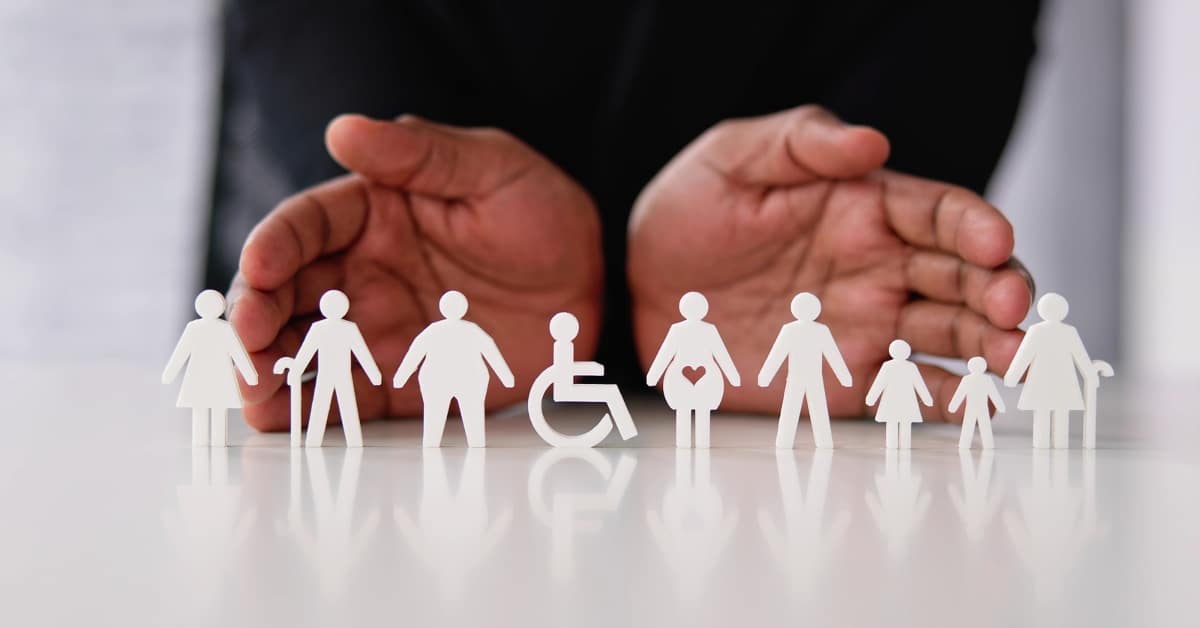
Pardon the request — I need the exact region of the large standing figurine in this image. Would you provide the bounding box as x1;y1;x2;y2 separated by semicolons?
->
758;292;853;449
1003;293;1097;449
162;290;259;447
526;312;638;448
865;340;933;449
949;357;1006;449
393;290;516;448
645;292;741;449
289;290;382;448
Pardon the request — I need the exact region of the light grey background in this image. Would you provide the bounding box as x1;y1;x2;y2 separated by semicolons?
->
0;1;1192;374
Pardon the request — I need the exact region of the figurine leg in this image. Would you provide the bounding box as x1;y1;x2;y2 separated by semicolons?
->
775;389;801;449
807;386;834;449
211;408;228;448
1032;410;1051;449
885;422;898;449
675;409;691;448
695;409;711;449
958;414;977;449
336;384;363;448
899;422;912;449
423;392;452;448
305;380;334;448
978;415;995;449
1052;409;1069;449
192;408;210;447
459;394;486;448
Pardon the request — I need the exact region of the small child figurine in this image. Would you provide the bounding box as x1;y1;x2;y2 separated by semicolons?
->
865;340;933;449
948;357;1006;449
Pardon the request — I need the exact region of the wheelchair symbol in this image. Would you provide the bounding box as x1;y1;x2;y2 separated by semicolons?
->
526;313;638;448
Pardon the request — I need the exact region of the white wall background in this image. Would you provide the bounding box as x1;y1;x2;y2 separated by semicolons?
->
0;1;1191;379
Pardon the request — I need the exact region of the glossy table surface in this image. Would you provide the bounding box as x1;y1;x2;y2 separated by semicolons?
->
2;361;1196;627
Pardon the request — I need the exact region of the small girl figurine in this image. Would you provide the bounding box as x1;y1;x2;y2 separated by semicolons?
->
865;340;933;449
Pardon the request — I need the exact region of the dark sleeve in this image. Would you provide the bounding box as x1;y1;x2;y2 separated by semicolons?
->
815;0;1042;193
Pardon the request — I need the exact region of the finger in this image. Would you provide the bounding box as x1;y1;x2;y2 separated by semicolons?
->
238;315;317;405
695;105;890;186
905;250;1032;328
325;114;534;199
239;175;368;291
916;363;968;424
897;301;1024;373
881;171;1014;268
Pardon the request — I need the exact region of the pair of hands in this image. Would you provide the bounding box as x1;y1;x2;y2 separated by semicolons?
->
229;106;1030;431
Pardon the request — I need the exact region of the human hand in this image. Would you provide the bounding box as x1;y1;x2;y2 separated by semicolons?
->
229;115;603;430
629;106;1031;422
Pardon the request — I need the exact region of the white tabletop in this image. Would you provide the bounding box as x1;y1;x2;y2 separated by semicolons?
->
1;361;1196;627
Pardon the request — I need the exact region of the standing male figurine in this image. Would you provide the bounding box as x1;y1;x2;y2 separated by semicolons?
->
393;290;516;447
291;290;383;447
948;357;1006;449
758;293;853;449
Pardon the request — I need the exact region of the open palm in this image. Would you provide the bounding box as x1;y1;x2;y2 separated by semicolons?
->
229;115;603;430
629;106;1031;421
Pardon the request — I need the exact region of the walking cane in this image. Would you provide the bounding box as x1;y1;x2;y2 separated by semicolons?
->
1084;360;1114;449
273;357;302;447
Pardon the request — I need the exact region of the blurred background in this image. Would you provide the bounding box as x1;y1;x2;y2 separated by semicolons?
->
0;0;1195;380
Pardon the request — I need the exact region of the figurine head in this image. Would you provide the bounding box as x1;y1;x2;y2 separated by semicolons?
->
319;289;350;320
194;290;225;320
439;290;468;320
549;312;579;342
889;339;911;360
679;292;709;321
790;292;821;321
967;356;987;374
1037;293;1069;323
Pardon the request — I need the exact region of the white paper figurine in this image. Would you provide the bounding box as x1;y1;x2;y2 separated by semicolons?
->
393;290;516;448
526;312;638;447
758;292;853;449
949;356;1006;449
864;340;933;449
287;290;383;448
645;292;741;449
1003;293;1100;449
162;290;259;447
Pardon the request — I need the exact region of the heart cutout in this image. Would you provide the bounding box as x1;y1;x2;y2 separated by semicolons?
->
681;365;706;385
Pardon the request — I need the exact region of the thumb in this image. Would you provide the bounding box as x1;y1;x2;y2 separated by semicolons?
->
325;114;532;198
697;105;890;185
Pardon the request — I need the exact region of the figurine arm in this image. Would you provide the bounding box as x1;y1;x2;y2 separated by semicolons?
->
757;328;788;387
479;331;515;388
1068;328;1096;387
226;323;258;386
710;328;741;387
645;327;677;387
947;379;967;414
821;327;853;387
350;326;382;386
864;364;887;407
292;328;319;375
392;331;429;388
575;361;605;377
914;366;935;407
1003;328;1036;387
161;323;194;384
987;379;1007;413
